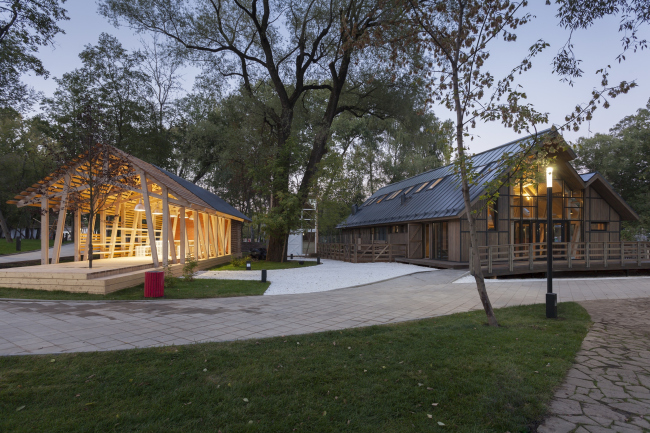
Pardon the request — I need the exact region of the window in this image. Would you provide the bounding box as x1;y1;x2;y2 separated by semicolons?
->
427;178;443;190
364;197;377;206
390;224;407;233
415;182;429;193
404;186;414;195
387;189;403;200
375;194;388;203
591;222;608;231
487;199;498;230
375;226;388;241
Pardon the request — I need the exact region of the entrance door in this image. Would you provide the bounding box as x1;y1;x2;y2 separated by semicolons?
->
424;224;430;259
432;222;449;260
408;224;423;259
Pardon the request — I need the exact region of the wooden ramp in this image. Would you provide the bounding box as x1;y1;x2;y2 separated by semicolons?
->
0;256;231;295
395;257;469;270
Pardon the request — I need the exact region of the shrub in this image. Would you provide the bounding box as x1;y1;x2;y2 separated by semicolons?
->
182;256;200;282
230;257;247;268
163;264;176;288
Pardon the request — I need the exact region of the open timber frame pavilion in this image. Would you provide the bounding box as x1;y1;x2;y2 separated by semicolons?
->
1;145;249;294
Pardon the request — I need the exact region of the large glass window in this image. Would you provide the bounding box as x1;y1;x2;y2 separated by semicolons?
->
432;222;448;260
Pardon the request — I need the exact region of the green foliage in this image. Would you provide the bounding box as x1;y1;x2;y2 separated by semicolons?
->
163;264;175;288
574;99;650;238
0;0;69;111
182;256;199;282
229;256;247;268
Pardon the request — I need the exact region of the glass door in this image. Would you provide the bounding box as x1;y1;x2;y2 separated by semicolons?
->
432;222;449;260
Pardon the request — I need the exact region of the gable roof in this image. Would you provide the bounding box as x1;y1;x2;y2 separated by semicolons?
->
155;166;251;222
338;130;554;228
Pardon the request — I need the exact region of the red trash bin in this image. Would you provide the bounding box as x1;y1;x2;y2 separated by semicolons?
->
144;270;165;298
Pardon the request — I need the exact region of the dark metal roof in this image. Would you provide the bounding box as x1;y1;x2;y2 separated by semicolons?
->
155;166;252;222
338;130;553;228
580;172;596;182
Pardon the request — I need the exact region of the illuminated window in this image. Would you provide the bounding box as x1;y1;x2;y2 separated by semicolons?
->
415;182;429;193
387;189;403;200
364;197;377;206
404;186;414;195
487;199;498;230
375;194;388;203
591;222;607;231
427;178;443;190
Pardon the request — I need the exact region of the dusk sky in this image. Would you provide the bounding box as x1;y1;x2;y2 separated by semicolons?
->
23;0;650;154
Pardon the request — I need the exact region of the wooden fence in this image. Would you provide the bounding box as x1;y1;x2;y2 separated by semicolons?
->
318;243;407;263
479;241;650;275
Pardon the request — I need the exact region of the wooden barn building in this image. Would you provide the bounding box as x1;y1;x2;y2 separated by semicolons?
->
324;129;649;276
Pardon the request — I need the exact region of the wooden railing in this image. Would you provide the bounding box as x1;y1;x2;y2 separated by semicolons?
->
478;241;650;274
318;243;407;263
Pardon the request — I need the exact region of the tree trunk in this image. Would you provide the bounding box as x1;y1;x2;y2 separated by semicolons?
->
0;209;12;242
451;29;498;326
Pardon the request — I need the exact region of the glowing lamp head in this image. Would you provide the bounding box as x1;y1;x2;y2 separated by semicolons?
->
546;167;553;188
134;199;145;212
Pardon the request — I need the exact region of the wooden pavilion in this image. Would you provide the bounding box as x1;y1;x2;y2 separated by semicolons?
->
1;145;249;294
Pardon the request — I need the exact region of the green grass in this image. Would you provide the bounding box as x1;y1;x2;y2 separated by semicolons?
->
211;259;319;271
0;278;270;300
0;239;64;255
0;303;591;432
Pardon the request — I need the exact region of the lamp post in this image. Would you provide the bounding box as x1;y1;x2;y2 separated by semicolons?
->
546;166;557;318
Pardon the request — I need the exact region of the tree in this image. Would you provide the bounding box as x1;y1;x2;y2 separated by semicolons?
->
574;99;650;237
407;0;562;326
99;0;407;261
0;0;68;111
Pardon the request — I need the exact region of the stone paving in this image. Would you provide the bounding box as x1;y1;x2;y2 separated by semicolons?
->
1;270;650;356
537;298;650;433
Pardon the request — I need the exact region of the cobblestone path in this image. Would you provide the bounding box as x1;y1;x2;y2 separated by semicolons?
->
538;298;650;433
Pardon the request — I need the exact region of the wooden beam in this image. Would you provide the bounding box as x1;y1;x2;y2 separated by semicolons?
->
162;185;170;266
41;197;49;265
169;203;178;264
203;213;210;259
193;210;199;260
108;199;122;259
179;206;186;264
138;169;159;267
74;211;81;261
211;215;220;257
208;215;217;258
52;174;70;264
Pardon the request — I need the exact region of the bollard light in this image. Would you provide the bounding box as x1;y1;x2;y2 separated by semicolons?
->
317;255;321;265
261;269;267;282
246;260;251;271
299;260;304;265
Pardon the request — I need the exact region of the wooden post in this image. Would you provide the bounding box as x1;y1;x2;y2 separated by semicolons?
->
74;210;81;262
161;186;169;266
508;244;514;272
528;243;533;271
568;242;572;268
128;203;139;256
638;242;642;267
52;175;70;264
169;206;178;264
138;169;159;267
621;241;625;266
179;207;186;264
196;211;206;259
586;242;590;268
603;242;608;267
193;210;199;259
203;213;210;258
41;196;49;265
108;201;121;259
100;209;106;255
488;246;493;274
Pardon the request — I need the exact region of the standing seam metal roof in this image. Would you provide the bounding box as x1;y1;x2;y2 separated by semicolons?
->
338;129;553;228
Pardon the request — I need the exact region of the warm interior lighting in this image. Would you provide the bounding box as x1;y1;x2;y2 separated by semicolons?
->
546;167;553;188
134;199;145;212
152;204;163;215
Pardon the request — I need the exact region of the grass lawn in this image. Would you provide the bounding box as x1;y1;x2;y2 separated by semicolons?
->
0;302;591;432
0;239;65;256
0;278;270;300
211;259;319;271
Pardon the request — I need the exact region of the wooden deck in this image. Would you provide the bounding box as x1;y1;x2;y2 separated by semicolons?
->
0;255;232;295
394;257;469;269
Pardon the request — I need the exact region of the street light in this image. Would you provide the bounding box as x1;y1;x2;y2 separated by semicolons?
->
546;166;557;318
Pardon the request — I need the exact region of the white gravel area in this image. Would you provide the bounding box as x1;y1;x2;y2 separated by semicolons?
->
453;274;650;284
196;259;432;295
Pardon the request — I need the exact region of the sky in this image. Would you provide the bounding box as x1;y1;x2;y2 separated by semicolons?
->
21;0;650;154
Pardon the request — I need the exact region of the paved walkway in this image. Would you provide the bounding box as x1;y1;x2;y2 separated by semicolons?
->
0;243;74;264
2;270;650;356
538;298;650;433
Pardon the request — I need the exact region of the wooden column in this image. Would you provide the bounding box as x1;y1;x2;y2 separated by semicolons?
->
170;207;178;264
208;215;217;258
108;198;122;259
162;186;169;266
179;207;186;264
74;210;81;262
99;210;106;255
53;175;70;264
41;196;49;265
193;210;199;259
137;169;159;267
203;213;210;259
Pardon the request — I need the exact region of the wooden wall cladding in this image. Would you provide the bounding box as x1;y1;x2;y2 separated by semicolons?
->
448;220;461;262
